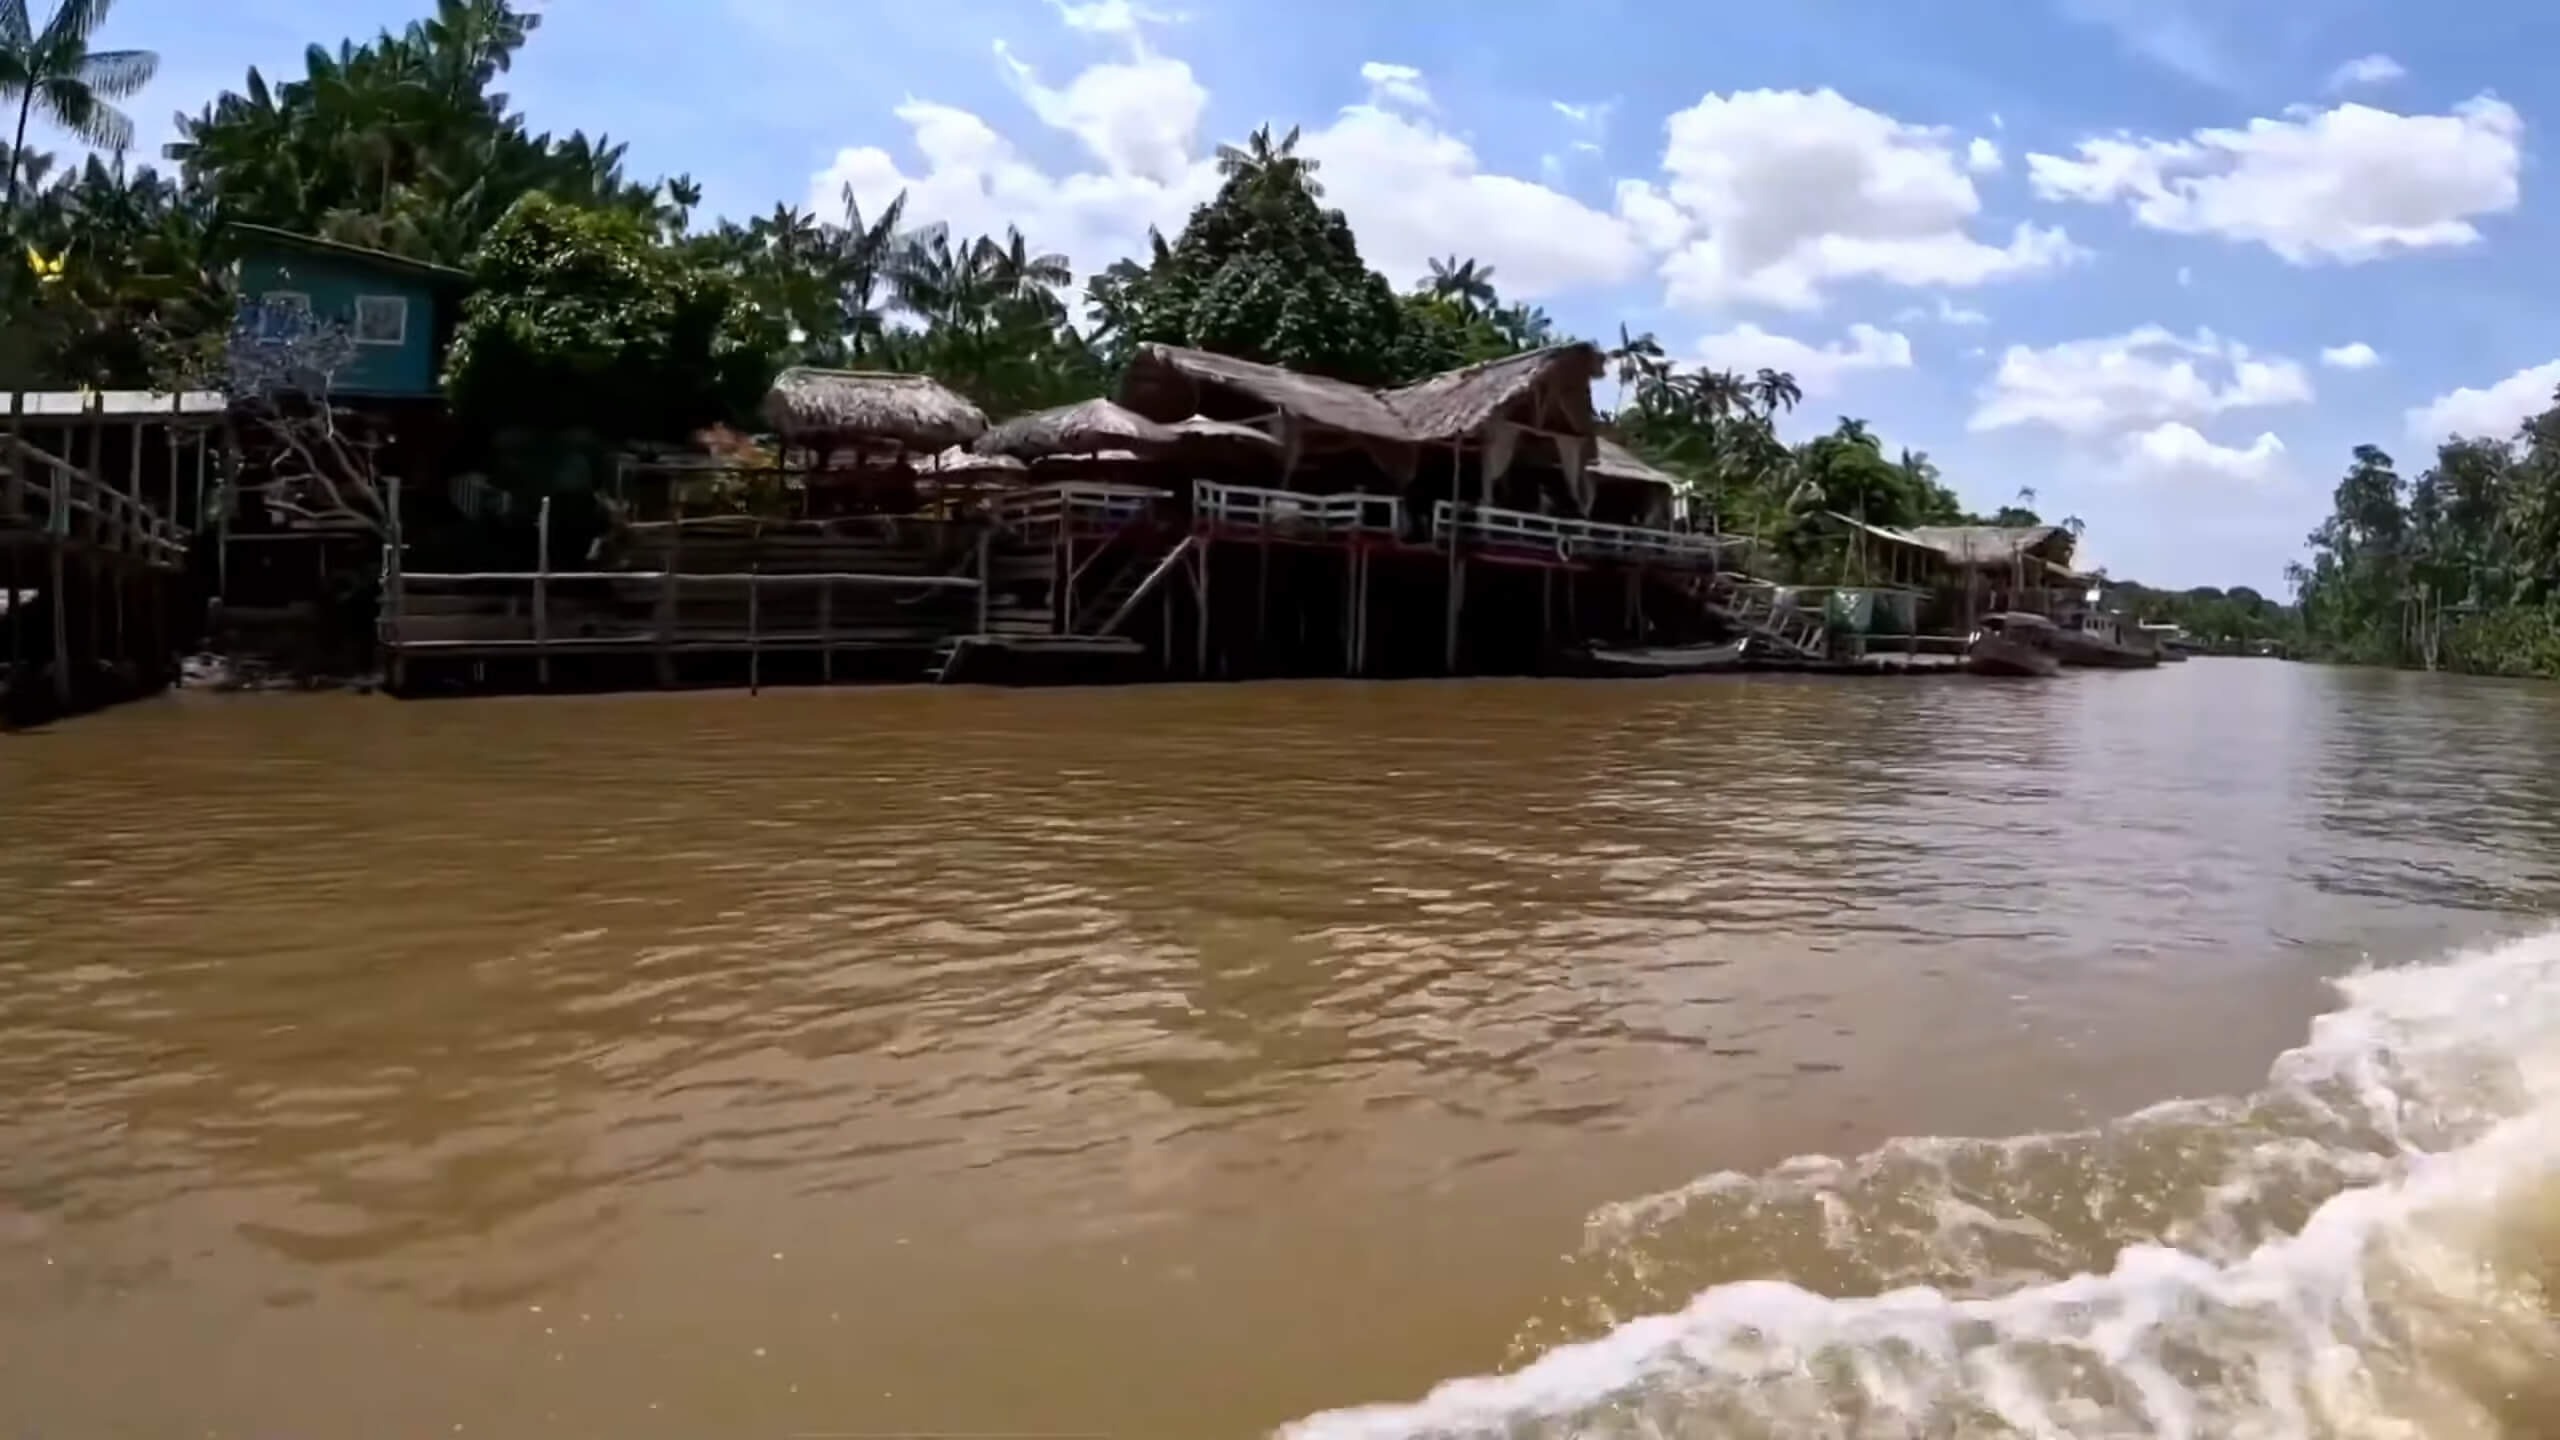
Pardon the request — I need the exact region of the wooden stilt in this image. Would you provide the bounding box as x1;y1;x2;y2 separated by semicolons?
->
1542;567;1555;662
534;495;552;688
1444;554;1466;674
818;579;835;683
657;502;680;688
383;474;405;692
49;537;68;708
1195;538;1213;676
1341;546;1357;676
976;529;992;636
1256;537;1271;672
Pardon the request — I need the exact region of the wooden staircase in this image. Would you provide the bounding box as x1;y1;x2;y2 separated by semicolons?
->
1702;574;1830;660
926;529;1186;684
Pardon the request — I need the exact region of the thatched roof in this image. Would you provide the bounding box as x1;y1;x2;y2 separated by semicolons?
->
922;445;1027;475
1123;346;1407;442
976;398;1175;460
763;368;988;450
1119;343;1606;456
1168;414;1282;448
1830;513;2079;571
1383;344;1604;442
1593;438;1684;493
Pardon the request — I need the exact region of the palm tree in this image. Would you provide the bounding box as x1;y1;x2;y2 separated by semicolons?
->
2;0;158;214
1750;367;1802;417
1608;322;1664;401
1215;123;1320;199
834;184;912;362
2015;485;2037;511
1422;254;1497;311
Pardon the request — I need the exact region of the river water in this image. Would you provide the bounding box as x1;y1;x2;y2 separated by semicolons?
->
5;660;2560;1437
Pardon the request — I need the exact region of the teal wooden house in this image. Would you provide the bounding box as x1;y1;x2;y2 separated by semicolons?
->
227;224;469;400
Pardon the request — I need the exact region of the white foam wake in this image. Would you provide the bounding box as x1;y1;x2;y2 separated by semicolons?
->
1283;930;2560;1439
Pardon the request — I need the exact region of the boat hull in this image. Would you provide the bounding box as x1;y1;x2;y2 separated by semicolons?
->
2049;628;2161;669
1572;640;1748;677
1965;634;2061;677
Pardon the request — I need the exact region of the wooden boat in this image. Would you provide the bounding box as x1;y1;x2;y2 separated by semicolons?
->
1966;613;2063;677
2140;623;2192;661
2051;611;2162;669
1572;639;1748;677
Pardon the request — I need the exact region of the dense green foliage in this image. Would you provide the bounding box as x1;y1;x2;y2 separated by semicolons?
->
2291;404;2560;675
1090;126;1409;384
443;193;768;443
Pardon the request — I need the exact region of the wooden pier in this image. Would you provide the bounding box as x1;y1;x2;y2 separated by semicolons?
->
1;391;222;724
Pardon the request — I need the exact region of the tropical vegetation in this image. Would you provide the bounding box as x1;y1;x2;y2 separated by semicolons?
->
44;0;2560;675
2289;412;2560;677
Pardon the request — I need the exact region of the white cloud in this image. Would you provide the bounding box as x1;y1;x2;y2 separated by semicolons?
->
1048;0;1177;34
2407;359;2560;444
2025;96;2523;264
1694;323;1914;395
818;49;1639;302
1360;62;1432;111
2061;0;2239;89
814;98;1216;287
1305;99;1642;296
1968;136;2003;173
994;41;1208;185
2319;341;2381;370
1619;87;2084;312
1971;325;2314;436
1895;296;1989;326
2327;54;2406;92
2125;422;2287;482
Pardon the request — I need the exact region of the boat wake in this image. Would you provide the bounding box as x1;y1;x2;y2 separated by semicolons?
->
1284;930;2560;1438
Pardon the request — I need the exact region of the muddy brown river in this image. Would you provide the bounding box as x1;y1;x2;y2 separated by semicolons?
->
6;661;2560;1437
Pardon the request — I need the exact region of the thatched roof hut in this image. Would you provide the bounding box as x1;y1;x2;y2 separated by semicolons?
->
762;368;988;452
976;398;1177;460
1117;343;1608;456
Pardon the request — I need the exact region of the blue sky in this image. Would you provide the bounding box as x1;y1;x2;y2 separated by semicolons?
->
97;0;2560;589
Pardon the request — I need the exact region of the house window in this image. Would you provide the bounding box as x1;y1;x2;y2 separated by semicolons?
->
257;291;311;340
353;294;408;347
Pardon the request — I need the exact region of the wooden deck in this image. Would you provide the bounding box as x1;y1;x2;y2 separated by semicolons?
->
2;392;221;723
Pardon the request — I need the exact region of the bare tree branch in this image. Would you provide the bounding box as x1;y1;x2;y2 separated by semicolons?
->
224;300;391;535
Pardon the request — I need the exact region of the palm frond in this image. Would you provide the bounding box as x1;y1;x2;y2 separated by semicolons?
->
32;0;108;52
40;76;133;152
0;0;32;49
78;46;156;98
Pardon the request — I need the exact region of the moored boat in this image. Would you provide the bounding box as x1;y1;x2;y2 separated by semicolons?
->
1571;639;1748;677
1966;613;2063;677
2052;611;2162;669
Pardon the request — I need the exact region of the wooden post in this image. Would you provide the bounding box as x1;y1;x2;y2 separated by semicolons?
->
1542;566;1555;661
1357;550;1371;675
658;500;681;688
1256;536;1271;671
383;474;405;692
1194;537;1212;676
534;495;552;688
747;577;762;695
1444;554;1466;674
818;578;835;684
975;528;992;636
1341;545;1358;676
49;534;68;709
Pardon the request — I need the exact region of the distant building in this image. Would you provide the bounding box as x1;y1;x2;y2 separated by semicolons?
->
226;224;469;400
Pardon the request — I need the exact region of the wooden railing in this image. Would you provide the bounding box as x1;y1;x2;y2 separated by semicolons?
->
987;483;1168;541
1430;500;1735;566
1194;481;1403;540
1;438;189;566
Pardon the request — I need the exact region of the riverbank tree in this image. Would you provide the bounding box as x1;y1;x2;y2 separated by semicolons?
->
2291;406;2560;677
